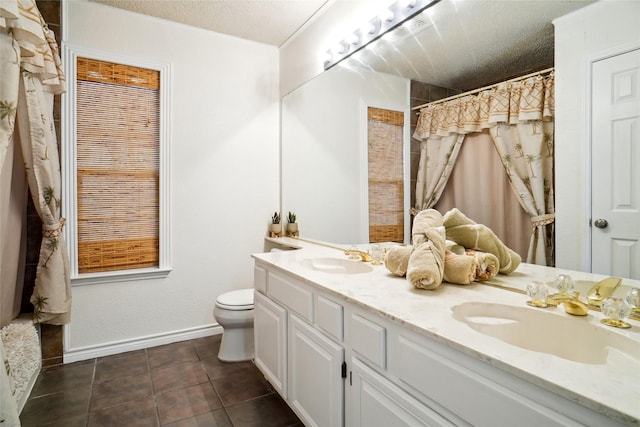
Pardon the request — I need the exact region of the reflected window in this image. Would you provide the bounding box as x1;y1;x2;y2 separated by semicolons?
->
368;107;404;243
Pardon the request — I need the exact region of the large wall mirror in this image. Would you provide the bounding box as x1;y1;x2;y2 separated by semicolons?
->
281;0;594;245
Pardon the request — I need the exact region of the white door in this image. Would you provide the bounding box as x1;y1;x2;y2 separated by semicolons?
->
349;358;455;427
591;48;640;279
253;291;288;398
289;314;344;427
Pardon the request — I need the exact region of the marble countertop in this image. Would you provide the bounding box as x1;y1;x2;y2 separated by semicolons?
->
253;237;640;425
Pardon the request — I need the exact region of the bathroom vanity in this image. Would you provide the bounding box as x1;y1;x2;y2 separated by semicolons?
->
253;238;639;427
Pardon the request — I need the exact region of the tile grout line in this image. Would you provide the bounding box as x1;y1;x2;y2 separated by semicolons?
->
84;358;98;426
146;348;162;427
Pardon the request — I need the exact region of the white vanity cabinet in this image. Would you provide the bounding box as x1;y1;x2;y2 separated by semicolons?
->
253;262;346;427
345;306;625;427
253;256;632;427
254;290;287;397
349;357;457;427
289;314;344;426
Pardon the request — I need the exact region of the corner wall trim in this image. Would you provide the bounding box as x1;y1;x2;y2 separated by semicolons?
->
63;324;222;364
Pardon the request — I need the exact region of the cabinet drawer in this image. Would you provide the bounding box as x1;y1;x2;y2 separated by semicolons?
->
350;313;386;369
254;264;267;294
268;271;313;322
396;335;581;427
315;295;343;342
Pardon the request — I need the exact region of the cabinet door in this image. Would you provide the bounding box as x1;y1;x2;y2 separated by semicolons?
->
254;291;287;398
289;314;344;427
350;358;456;427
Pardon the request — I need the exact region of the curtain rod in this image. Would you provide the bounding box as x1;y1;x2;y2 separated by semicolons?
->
412;67;554;111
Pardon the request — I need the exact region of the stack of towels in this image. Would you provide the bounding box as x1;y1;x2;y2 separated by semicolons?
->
384;208;521;290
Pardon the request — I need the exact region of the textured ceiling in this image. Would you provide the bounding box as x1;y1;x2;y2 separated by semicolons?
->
343;0;596;91
89;0;330;47
89;0;595;91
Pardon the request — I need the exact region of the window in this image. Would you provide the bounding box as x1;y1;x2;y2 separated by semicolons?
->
63;46;171;285
367;107;405;243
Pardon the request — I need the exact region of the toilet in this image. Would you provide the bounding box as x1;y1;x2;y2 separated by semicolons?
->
213;288;255;362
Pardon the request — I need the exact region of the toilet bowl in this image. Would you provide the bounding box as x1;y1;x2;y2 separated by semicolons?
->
213;288;254;362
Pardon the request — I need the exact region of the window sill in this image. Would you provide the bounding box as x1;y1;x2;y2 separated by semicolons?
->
71;267;172;286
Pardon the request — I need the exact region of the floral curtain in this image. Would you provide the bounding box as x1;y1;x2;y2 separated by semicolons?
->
413;134;464;211
413;73;555;265
1;0;70;324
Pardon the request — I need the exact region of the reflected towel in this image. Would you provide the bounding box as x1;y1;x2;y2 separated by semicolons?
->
443;208;521;274
445;239;465;255
385;243;480;286
407;209;446;290
443;252;477;285
466;249;499;280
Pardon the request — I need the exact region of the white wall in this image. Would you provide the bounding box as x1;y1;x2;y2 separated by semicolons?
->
554;0;640;271
63;1;279;359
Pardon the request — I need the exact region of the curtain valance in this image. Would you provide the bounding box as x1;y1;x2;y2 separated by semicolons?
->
1;0;65;173
0;0;65;92
413;74;554;140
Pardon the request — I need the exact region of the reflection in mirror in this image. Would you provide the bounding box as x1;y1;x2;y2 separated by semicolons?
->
282;66;409;244
281;0;595;246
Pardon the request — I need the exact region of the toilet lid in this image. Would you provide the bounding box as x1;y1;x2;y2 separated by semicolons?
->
216;289;254;310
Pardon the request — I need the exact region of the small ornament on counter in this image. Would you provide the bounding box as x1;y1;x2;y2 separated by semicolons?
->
269;211;282;238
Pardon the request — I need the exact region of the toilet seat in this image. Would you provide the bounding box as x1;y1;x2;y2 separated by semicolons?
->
215;289;254;311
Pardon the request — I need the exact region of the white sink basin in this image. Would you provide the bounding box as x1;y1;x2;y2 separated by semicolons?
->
301;257;374;274
451;302;640;365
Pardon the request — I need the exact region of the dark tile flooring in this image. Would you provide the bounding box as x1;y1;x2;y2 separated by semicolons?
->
20;335;302;427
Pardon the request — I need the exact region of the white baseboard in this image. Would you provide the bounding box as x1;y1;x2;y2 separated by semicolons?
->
63;324;223;363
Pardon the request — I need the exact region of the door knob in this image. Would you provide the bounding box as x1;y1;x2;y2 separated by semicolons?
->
594;218;608;229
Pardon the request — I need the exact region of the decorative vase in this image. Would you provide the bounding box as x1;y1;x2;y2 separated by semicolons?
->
269;223;282;237
286;223;299;237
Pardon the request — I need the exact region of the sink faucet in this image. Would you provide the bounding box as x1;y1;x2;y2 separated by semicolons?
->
344;250;372;262
546;292;589;316
587;277;621;307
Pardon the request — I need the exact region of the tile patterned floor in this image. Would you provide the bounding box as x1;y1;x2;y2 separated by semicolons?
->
19;335;302;426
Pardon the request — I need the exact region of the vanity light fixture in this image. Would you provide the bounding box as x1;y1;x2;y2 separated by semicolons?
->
323;0;441;70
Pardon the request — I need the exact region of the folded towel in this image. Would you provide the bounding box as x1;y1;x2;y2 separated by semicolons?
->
443;251;477;285
384;245;412;277
407;210;446;289
445;239;465;255
443;208;521;274
466;249;499;280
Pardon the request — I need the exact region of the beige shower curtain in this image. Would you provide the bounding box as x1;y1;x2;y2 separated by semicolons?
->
0;0;69;325
413;73;555;266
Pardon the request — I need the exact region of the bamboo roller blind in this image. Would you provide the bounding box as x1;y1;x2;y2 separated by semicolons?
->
76;57;160;273
368;108;404;243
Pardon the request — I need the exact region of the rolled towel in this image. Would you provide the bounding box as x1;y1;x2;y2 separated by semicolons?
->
445;239;465;255
385;245;412;277
385;244;478;285
407;209;446;289
443;208;521;274
466;249;499;280
443;251;477;285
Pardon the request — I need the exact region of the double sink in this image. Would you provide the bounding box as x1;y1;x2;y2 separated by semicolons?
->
300;253;640;368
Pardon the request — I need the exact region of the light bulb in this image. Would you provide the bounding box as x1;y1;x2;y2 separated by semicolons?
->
362;21;376;35
333;42;348;55
346;33;360;45
379;8;394;22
